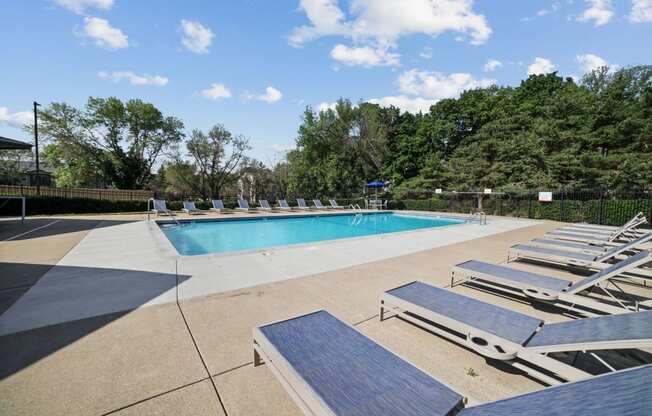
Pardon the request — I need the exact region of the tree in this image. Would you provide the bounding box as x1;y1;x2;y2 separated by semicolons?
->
39;97;184;189
285;66;652;195
183;125;250;198
0;149;33;185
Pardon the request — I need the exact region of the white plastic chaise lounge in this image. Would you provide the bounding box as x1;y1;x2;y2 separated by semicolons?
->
253;309;652;416
295;198;312;210
278;199;292;211
210;199;229;212
557;212;647;235
381;281;652;385
182;201;202;215
151;199;171;216
545;215;648;245
451;250;652;316
237;198;253;212
507;232;652;271
312;199;329;210
259;199;275;211
329;199;344;209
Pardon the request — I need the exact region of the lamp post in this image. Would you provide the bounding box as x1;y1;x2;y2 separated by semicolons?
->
33;101;41;194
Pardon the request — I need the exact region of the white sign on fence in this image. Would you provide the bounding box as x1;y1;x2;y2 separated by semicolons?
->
484;188;492;194
435;188;442;194
539;191;553;202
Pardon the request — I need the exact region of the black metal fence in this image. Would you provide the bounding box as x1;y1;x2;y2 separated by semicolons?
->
392;190;652;227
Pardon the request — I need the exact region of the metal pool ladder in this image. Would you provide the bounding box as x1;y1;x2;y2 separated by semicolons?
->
147;199;181;226
348;204;362;212
469;210;487;225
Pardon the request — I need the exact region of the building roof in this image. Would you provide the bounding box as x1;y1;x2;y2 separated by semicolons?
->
0;136;32;150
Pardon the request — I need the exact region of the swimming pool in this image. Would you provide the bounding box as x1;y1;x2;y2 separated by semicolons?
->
160;212;465;255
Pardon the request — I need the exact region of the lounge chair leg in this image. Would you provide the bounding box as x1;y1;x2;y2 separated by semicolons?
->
253;346;263;367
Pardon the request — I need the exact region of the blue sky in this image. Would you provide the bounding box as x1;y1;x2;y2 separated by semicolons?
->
1;0;651;164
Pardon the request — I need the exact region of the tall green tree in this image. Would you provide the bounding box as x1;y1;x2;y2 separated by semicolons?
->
182;124;250;198
39;97;184;189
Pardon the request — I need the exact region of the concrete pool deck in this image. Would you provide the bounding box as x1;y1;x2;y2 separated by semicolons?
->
1;212;650;415
0;211;537;334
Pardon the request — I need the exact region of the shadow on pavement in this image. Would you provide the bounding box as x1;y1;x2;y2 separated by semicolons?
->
0;263;189;381
0;218;137;241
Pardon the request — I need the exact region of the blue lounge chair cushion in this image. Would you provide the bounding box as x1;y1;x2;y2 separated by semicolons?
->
386;282;542;345
526;310;652;349
456;260;572;293
259;310;464;416
512;245;598;262
458;364;652;416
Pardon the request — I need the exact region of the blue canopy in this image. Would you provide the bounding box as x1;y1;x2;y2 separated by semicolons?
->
367;181;385;187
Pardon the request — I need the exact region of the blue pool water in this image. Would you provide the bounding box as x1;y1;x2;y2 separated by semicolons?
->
160;212;465;255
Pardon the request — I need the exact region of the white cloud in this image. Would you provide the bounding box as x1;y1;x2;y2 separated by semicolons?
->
318;101;338;112
82;17;128;49
630;0;652;22
244;86;283;103
200;83;232;100
288;0;350;46
367;95;435;113
576;53;610;73
0;107;33;129
483;59;502;72
268;143;294;153
290;1;491;74
289;0;492;63
527;57;556;75
98;71;168;86
330;44;399;66
536;1;561;17
398;69;494;100
419;47;433;59
54;0;113;14
181;19;214;54
577;0;614;26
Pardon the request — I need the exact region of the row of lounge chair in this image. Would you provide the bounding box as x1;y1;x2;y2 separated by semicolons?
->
252;213;652;415
150;198;347;216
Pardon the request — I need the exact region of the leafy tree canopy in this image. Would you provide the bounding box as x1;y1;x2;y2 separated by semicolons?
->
39;97;184;189
286;66;652;197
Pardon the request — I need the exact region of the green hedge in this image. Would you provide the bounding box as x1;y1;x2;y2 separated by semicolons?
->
0;196;368;215
2;194;648;226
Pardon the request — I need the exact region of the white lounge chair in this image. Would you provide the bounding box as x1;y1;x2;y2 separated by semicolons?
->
259;199;274;211
559;212;646;234
295;198;311;210
182;201;202;215
277;199;292;211
381;281;652;385
546;215;648;244
237;198;253;212
210;199;229;212
254;308;652;416
507;232;652;271
451;250;652;316
150;199;171;216
329;199;344;209
312;199;329;210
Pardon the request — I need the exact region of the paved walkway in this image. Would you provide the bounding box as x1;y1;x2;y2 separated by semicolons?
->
0;213;648;415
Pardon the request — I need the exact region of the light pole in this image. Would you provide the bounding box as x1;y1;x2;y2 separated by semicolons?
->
33;101;41;194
